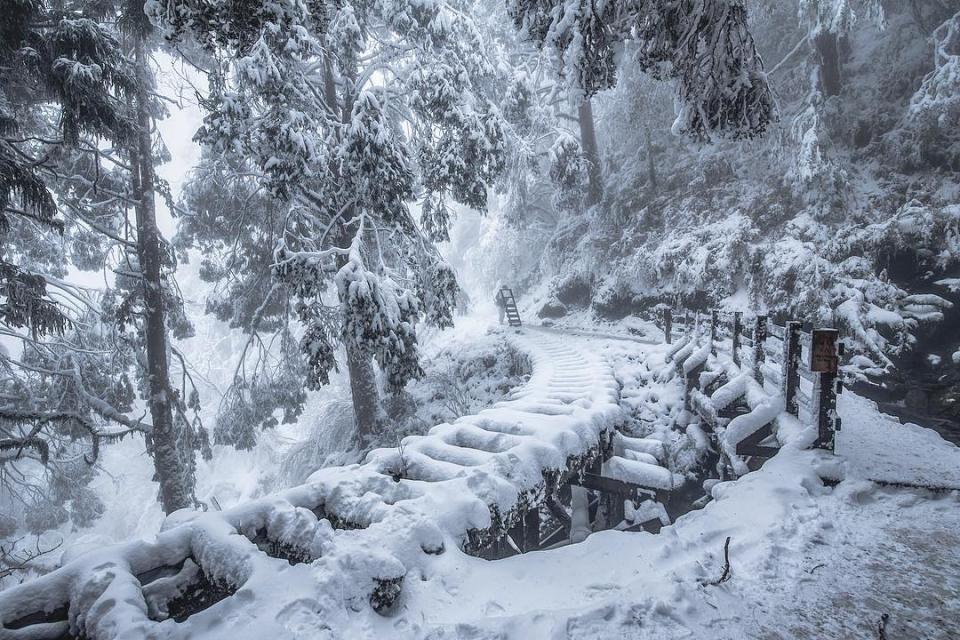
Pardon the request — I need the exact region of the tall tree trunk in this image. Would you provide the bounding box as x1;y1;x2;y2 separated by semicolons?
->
326;56;384;442
344;341;383;443
578;98;603;207
814;30;842;97
644;124;657;191
131;35;193;514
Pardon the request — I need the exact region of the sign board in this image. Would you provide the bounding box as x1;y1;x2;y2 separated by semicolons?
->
809;329;839;374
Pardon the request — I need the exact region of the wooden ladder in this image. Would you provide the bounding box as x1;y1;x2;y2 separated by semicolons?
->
501;288;522;327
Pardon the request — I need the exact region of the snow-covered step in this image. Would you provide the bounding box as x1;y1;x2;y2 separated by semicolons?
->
604;456;682;491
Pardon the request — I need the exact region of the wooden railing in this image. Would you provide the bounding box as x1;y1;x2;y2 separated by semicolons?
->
659;306;843;453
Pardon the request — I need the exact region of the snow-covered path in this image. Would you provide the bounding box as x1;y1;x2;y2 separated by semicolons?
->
837;392;960;490
2;324;958;639
0;327;633;639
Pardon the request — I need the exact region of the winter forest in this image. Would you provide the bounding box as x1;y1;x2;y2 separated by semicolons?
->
1;0;959;637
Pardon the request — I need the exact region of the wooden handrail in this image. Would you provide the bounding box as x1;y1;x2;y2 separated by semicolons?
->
657;303;840;452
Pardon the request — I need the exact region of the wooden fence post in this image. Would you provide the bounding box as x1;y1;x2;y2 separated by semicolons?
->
811;329;839;451
523;508;539;552
663;308;672;344
782;321;801;415
753;315;767;384
710;310;718;355
683;310;690;337
732;312;742;367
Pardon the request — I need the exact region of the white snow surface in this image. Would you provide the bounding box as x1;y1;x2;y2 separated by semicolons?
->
0;327;626;639
2;321;959;639
835;392;960;490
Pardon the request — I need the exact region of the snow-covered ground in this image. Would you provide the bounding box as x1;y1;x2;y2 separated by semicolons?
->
407;446;959;639
3;316;958;639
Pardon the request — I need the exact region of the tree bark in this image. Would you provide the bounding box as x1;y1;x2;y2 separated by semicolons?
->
131;35;193;514
344;341;383;443
327;62;384;443
645;124;657;191
578;98;603;207
814;31;842;97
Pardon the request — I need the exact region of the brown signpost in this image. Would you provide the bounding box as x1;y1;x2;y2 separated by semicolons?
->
810;328;839;451
810;329;839;374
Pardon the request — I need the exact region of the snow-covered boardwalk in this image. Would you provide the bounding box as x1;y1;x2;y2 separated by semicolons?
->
2;324;958;639
0;328;637;639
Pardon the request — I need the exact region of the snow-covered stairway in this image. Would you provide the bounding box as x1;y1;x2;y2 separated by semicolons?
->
0;328;657;640
500;287;522;327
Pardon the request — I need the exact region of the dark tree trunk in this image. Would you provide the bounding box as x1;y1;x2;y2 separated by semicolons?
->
578;98;603;207
814;31;842;97
327;65;384;443
645;125;657;191
131;36;193;513
345;343;383;443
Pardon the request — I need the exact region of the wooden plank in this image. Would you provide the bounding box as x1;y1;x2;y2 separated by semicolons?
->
736;421;778;458
811;329;839;451
732;312;742;366
523;508;539;552
753;315;767;384
737;443;780;458
782;321;801;416
569;472;664;499
710;310;718;355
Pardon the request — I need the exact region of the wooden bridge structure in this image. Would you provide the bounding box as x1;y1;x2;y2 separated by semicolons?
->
0;312;842;639
659;306;842;472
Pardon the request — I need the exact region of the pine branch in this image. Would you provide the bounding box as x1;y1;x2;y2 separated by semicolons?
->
0;536;64;580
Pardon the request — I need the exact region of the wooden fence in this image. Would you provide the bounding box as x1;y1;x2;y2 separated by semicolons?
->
659;307;843;454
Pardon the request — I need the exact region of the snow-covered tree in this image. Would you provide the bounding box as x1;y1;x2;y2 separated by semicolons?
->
507;0;777;142
154;0;507;442
0;0;205;521
548;133;588;213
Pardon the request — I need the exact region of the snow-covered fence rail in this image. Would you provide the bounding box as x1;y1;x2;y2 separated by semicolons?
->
660;306;842;470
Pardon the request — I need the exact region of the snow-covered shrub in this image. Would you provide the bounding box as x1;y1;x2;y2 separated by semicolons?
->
549;134;587;214
538;297;568;319
279;400;357;487
68;486;106;529
645;214;756;305
899;11;960;172
0;514;15;539
24;501;68;535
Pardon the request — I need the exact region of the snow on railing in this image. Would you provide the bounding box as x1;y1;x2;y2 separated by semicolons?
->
657;305;842;474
